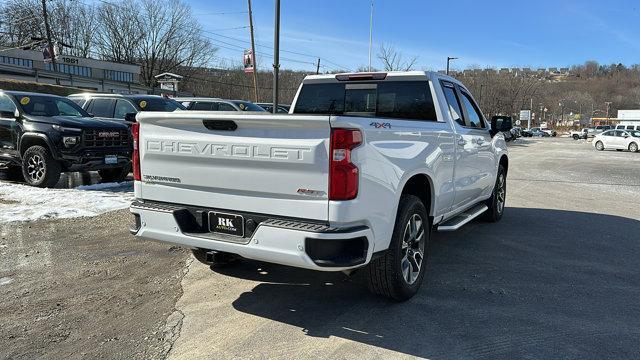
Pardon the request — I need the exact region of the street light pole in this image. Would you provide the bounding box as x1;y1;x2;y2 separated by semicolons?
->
446;57;458;75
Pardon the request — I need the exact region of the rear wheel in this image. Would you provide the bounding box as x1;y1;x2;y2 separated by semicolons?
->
628;142;638;152
595;141;604;151
21;145;61;187
573;134;579;140
365;194;429;301
483;164;506;222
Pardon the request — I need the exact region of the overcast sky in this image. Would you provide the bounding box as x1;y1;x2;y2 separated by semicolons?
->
189;0;640;72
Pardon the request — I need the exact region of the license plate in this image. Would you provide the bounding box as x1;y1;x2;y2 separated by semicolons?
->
209;212;244;237
104;155;118;164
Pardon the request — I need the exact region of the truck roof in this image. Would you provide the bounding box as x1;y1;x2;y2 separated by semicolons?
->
302;71;460;84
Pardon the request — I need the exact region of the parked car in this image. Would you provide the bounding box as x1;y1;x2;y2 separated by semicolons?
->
511;126;523;138
586;125;614;138
541;128;557;137
520;128;533;137
615;124;640;131
529;127;550;137
68;93;186;121
593;130;640;152
570;129;588;140
175;97;266;112
0;91;131;187
130;71;511;301
491;116;514;141
256;103;291;113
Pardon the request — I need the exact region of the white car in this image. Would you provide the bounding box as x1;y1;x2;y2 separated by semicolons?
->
593;130;640;152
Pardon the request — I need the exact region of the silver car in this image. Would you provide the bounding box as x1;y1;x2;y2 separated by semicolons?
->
593;130;640;152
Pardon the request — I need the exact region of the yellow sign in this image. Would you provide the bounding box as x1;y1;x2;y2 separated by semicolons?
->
20;97;30;105
139;100;147;109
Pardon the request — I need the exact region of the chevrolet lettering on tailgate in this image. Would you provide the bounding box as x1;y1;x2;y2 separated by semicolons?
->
145;140;313;161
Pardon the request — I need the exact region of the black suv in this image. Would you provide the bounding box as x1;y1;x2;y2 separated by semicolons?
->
0;91;132;187
68;93;185;121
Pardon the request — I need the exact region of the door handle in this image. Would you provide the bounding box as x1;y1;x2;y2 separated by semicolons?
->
457;138;467;146
476;138;484;145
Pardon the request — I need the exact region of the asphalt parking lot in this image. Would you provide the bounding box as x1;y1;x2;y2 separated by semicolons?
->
1;137;639;359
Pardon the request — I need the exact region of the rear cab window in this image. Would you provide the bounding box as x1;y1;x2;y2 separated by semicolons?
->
293;81;437;121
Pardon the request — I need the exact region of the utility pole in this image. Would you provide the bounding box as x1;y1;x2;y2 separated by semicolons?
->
272;0;280;113
605;101;612;125
368;0;373;72
316;58;321;75
247;0;259;102
446;57;458;75
41;0;58;84
529;98;533;129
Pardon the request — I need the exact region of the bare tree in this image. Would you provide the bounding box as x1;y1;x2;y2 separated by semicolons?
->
377;42;417;71
0;0;95;57
94;0;216;86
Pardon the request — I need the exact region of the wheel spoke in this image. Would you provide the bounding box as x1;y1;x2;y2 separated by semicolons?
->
401;255;411;283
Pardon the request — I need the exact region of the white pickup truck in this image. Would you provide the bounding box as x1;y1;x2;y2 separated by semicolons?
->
130;71;511;300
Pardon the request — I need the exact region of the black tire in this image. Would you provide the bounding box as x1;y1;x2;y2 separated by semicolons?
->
191;248;239;268
595;141;604;151
365;194;430;301
629;142;639;152
98;164;131;183
573;134;579;140
21;145;61;188
483;164;507;222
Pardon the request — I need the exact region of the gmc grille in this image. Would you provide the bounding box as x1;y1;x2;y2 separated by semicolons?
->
82;129;130;148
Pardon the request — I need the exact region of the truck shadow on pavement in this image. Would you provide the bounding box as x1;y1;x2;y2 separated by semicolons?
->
214;208;640;359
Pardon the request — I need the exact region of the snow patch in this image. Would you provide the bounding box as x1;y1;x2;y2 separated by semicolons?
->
0;181;133;223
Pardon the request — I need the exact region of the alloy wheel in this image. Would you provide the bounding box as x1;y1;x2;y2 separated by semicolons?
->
26;154;45;182
630;143;638;152
401;214;425;285
496;173;506;214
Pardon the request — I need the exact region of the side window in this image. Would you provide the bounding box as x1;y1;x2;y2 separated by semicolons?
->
0;94;16;113
114;100;137;119
217;102;236;111
460;91;485;128
603;131;614;136
89;98;115;118
442;85;465;126
627;126;634;130
191;102;213;111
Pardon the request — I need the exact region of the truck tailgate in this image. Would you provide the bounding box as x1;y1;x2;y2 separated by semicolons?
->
136;112;330;221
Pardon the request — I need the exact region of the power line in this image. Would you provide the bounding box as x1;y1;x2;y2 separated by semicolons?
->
196;11;248;16
202;30;353;71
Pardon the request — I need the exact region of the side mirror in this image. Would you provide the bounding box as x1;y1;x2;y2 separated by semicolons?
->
87;113;95;118
623;134;629;138
490;116;513;136
124;112;137;123
0;110;17;119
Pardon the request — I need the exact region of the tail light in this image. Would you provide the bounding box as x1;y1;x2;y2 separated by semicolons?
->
329;128;362;200
131;122;141;181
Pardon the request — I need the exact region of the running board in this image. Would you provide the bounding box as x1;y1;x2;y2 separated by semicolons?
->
437;204;488;232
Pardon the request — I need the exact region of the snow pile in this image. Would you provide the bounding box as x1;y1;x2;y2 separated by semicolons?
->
0;181;134;223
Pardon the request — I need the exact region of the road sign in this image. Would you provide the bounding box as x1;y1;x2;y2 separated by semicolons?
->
519;110;531;121
515;120;521;126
